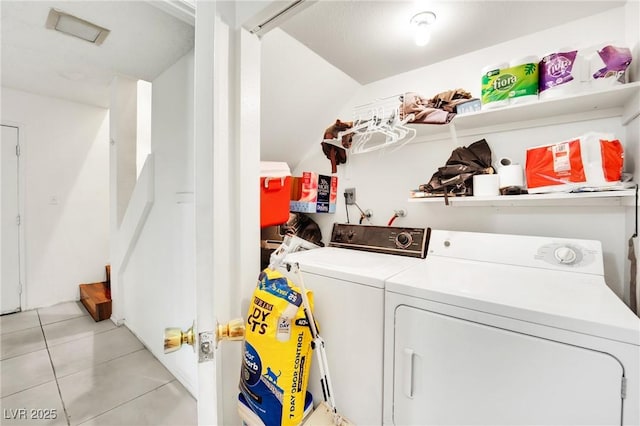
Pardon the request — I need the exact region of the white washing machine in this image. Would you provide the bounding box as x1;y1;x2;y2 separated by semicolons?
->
383;230;640;425
281;224;429;426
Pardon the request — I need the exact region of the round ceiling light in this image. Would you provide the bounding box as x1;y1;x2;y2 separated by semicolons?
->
410;11;437;46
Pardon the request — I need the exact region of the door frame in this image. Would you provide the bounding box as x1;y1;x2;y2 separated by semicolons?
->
193;3;263;423
1;122;27;312
192;1;304;423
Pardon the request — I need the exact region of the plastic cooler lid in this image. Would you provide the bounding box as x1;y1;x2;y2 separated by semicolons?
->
260;161;291;178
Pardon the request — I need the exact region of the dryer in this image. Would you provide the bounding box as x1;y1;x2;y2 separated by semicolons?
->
383;230;640;425
281;224;429;426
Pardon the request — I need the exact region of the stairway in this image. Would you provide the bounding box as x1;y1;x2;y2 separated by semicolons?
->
79;265;112;322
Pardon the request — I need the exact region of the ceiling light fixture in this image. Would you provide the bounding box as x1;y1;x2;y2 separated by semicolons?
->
45;8;110;45
410;11;436;47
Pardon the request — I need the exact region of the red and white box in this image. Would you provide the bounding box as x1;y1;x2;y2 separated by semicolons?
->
260;161;291;228
290;172;338;213
525;132;624;194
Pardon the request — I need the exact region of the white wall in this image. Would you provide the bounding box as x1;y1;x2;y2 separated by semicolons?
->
1;88;109;309
285;6;636;299
625;112;639;314
109;76;138;324
624;0;640;314
121;51;197;394
136;80;152;178
261;28;360;169
625;0;640;83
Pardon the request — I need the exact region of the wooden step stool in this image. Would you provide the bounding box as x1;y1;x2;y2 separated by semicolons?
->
79;265;112;322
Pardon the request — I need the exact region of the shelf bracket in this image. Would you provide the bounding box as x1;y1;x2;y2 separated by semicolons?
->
449;122;459;148
621;89;640;126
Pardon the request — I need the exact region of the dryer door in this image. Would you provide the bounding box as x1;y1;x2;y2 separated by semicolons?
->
394;306;623;425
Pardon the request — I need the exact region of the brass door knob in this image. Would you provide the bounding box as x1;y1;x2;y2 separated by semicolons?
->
216;318;245;343
164;322;195;353
164;319;244;356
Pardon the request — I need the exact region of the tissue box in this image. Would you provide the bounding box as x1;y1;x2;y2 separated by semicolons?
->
290;172;338;213
525;132;623;193
260;162;291;227
455;99;482;115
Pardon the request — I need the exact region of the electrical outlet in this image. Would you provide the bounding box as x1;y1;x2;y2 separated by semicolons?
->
344;188;356;205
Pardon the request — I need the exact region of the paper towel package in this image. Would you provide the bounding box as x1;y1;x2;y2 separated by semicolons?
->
481;59;539;109
525;132;624;194
508;56;539;105
481;62;510;109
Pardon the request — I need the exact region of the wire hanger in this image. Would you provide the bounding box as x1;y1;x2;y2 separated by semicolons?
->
324;95;417;155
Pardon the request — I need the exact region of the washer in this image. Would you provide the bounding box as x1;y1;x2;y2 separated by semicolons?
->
281;224;429;425
383;230;640;425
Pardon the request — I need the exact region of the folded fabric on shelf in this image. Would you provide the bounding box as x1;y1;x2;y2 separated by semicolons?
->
401;88;473;124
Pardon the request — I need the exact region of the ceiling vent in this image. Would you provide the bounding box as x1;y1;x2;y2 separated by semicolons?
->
45;8;110;45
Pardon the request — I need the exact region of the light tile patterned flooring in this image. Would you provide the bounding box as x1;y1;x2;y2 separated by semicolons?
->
0;302;196;425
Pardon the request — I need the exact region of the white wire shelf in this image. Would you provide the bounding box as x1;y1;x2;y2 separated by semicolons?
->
406;82;640;144
408;189;637;207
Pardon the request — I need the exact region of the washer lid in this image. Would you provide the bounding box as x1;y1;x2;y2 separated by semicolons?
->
283;247;422;288
386;257;640;345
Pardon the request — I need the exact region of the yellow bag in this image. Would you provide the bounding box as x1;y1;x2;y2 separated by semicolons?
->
240;268;314;426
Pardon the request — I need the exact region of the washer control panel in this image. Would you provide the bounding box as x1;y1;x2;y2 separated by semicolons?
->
330;224;430;258
395;231;413;249
428;230;604;275
535;243;595;268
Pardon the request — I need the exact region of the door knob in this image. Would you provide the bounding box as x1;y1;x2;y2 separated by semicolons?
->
216;318;245;343
164;322;195;353
164;318;245;357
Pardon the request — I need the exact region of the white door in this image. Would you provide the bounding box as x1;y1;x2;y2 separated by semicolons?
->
193;4;219;423
1;124;21;314
191;1;286;422
160;3;262;423
193;5;263;424
394;306;623;425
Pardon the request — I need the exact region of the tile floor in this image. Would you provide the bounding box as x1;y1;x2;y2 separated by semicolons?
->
0;302;196;425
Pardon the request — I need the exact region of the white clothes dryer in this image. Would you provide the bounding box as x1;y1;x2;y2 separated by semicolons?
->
281;224;429;426
383;230;640;425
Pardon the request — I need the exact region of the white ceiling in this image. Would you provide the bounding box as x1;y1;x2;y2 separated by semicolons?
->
1;1;195;108
0;0;627;111
280;0;626;84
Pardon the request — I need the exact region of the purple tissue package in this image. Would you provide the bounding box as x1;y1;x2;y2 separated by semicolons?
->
539;51;578;93
593;45;632;83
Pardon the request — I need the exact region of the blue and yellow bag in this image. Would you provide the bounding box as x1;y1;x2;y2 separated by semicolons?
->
240;268;314;426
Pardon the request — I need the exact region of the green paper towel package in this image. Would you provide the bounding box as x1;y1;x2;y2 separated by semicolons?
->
509;56;539;104
481;63;509;109
482;60;539;108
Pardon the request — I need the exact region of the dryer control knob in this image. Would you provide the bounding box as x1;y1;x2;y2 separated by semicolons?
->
395;232;413;249
554;246;577;264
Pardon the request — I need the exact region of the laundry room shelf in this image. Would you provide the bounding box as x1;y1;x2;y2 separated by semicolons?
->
408;189;636;207
407;82;640;144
